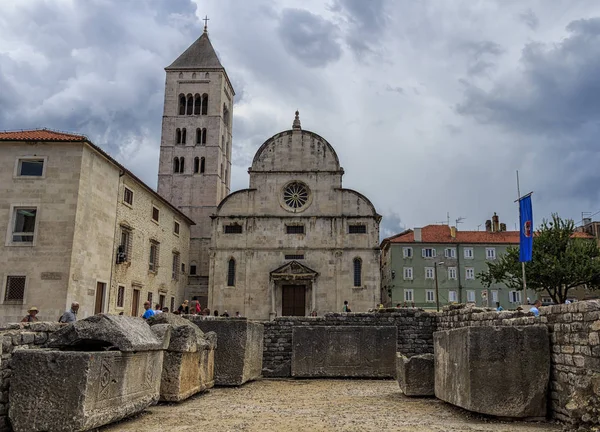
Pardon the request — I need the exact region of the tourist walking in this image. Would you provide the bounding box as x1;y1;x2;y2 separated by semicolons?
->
195;301;202;314
530;299;542;317
235;311;242;317
22;306;40;322
342;300;351;312
496;302;503;311
178;300;189;314
142;301;155;319
154;303;163;314
213;310;219;317
221;310;230;317
59;302;79;323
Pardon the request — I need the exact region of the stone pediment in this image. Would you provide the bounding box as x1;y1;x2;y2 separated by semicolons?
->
270;261;319;281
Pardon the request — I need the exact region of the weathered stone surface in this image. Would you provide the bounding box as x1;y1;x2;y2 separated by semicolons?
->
434;326;550;418
9;349;163;432
46;314;163;351
291;326;396;378
397;353;434;396
187;317;263;386
148;313;216;402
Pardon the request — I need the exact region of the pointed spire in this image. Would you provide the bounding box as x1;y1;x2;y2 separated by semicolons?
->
292;110;301;129
166;31;223;70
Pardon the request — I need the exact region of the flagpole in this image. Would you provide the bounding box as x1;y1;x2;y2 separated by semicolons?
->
517;171;527;304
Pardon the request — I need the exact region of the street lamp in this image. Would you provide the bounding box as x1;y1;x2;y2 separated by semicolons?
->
434;261;445;312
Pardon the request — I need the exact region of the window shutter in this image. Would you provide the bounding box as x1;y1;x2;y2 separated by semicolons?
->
421;248;426;258
432;249;436;258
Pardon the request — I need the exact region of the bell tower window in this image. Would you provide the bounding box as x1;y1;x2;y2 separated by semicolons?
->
186;94;193;115
194;94;201;115
178;94;185;115
202;94;208;115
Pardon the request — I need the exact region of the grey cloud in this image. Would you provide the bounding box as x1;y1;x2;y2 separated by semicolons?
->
456;17;600;204
385;84;403;94
0;0;202;187
519;9;540;30
461;41;505;76
380;212;405;241
457;19;600;137
329;0;388;57
277;8;342;68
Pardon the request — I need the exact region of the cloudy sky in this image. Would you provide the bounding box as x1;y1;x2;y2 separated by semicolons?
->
2;0;600;238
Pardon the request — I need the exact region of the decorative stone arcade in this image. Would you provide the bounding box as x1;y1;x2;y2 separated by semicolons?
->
269;261;318;320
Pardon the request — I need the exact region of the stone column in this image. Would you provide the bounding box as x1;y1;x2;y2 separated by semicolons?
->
269;278;276;321
311;278;317;314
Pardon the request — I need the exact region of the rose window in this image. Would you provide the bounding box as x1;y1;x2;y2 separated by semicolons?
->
283;182;309;210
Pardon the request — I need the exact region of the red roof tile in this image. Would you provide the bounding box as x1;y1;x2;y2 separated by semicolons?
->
384;224;594;246
0;129;87;142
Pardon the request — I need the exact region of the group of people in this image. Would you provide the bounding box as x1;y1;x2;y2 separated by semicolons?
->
21;302;80;323
20;298;245;324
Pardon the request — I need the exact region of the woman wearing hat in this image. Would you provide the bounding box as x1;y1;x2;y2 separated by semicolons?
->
22;307;39;323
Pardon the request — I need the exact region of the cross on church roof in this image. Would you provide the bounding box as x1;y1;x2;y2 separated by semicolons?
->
203;15;210;33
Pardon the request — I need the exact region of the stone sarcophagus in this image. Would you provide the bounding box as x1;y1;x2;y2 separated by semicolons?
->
434;326;550;418
148;313;217;401
186;317;264;386
9;315;169;432
397;353;434;396
291;326;396;378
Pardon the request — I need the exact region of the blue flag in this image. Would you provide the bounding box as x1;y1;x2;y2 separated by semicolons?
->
519;195;533;262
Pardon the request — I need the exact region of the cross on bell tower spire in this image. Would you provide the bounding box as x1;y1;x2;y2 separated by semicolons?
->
203;15;210;33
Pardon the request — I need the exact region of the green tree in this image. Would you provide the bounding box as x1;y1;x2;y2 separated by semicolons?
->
479;214;600;303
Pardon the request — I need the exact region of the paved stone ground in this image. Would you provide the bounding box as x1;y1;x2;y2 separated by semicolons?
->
100;380;562;432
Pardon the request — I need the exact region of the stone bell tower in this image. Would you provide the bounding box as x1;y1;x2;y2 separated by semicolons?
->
158;21;234;304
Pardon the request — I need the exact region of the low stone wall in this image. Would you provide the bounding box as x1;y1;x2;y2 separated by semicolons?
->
437;302;600;427
263;309;437;377
0;322;64;432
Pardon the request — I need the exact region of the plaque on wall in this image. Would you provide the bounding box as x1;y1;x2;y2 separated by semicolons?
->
41;272;62;280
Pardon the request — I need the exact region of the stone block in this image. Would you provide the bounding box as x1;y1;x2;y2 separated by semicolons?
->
187;317;264;386
148;313;216;401
9;349;163;432
291;326;396;378
47;314;164;351
434;325;550;418
397;353;434;396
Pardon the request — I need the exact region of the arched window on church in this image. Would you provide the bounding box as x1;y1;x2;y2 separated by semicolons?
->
353;258;362;287
200;157;205;174
220;163;223;179
194;94;201;115
173;157;179;173
201;128;207;145
227;258;236;286
178;72;183;79
179;157;185;173
186;94;193;115
178;94;185;115
194;157;200;174
196;128;201;145
192;72;196;79
225;168;228;183
181;128;187;144
176;128;181;144
201;94;208;115
205;72;209;79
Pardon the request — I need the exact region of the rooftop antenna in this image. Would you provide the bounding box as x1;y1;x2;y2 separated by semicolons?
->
477;224;482;231
455;217;465;228
447;212;450;226
582;211;592;226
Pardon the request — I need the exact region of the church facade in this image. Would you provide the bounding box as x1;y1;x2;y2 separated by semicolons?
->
158;28;381;319
209;113;381;320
